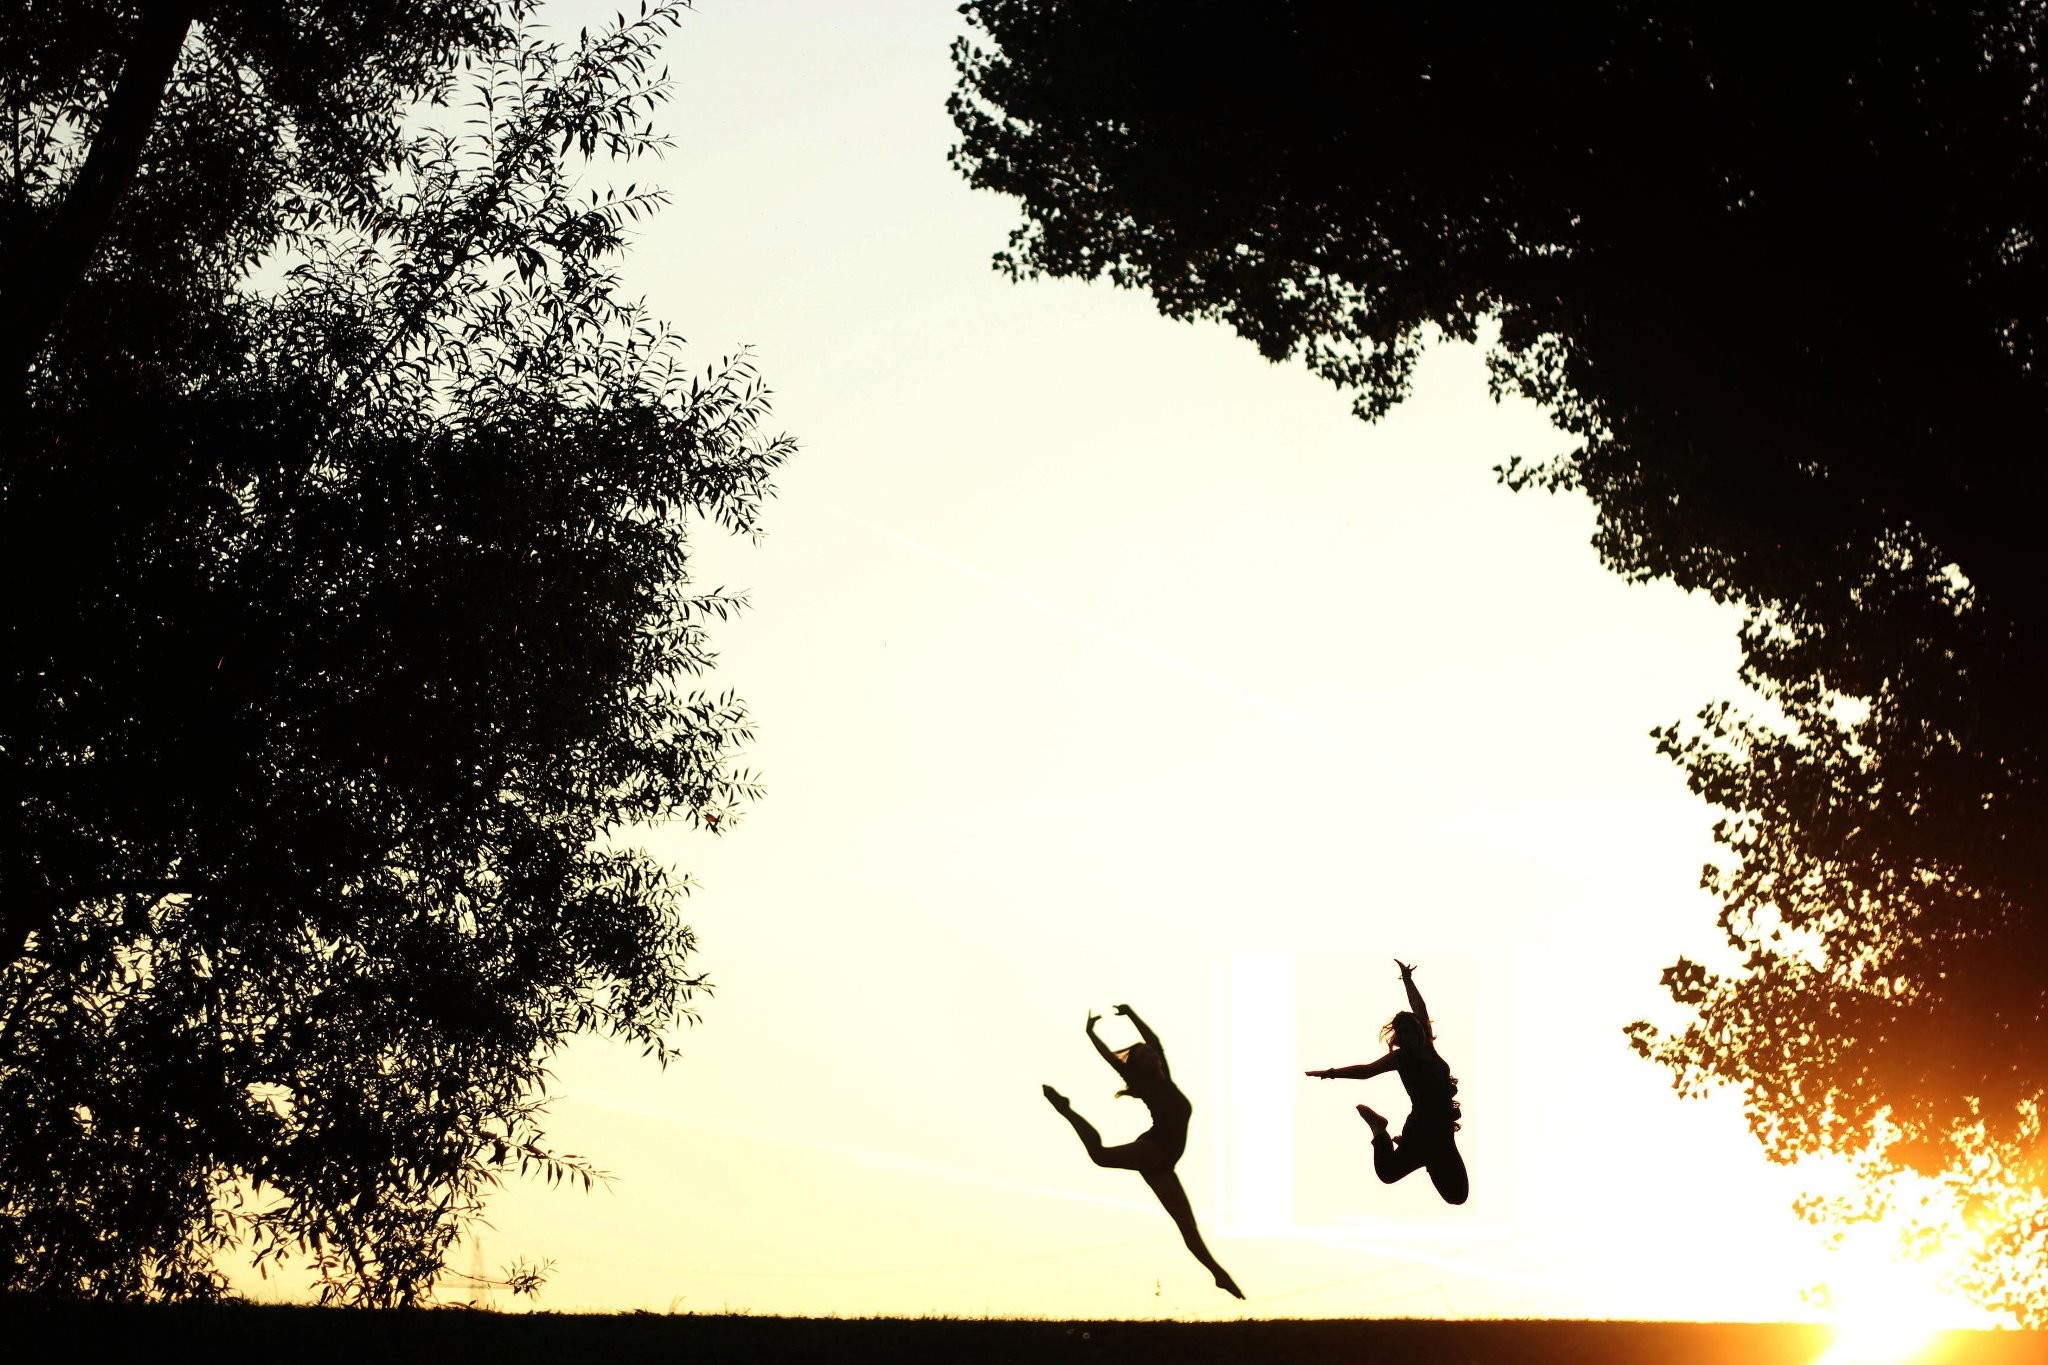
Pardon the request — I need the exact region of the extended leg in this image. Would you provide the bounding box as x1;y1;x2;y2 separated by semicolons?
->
1139;1166;1244;1299
1043;1085;1144;1170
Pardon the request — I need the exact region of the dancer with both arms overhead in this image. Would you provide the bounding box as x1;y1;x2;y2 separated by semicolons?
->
1043;1003;1244;1298
1305;959;1469;1205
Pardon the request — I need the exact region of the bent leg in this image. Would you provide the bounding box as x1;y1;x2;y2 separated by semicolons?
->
1140;1166;1243;1299
1370;1127;1428;1185
1426;1140;1469;1206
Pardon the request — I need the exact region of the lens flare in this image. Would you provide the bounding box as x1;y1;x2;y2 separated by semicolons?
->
1810;1229;1977;1365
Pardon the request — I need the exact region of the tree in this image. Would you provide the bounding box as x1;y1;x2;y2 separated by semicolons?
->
1;1;792;1302
951;0;2048;1318
2;0;506;388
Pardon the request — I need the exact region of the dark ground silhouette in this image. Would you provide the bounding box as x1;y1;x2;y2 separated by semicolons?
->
8;1301;2045;1365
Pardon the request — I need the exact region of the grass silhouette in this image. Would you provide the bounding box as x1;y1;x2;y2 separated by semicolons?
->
3;1301;2043;1364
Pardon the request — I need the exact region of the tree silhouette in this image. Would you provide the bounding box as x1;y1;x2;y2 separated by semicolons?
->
952;0;2048;1317
1;1;791;1302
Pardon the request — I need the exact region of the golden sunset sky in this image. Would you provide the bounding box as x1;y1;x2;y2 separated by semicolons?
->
236;0;1969;1324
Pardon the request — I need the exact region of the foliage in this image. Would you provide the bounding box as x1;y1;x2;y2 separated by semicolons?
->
952;0;2048;1317
1;0;791;1304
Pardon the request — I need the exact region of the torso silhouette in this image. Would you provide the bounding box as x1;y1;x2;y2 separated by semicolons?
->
1127;1073;1193;1160
1394;1044;1460;1124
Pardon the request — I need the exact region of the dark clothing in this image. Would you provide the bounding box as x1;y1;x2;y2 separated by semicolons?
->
1126;1080;1192;1163
1369;1112;1469;1205
1393;1044;1461;1129
1369;1039;1467;1204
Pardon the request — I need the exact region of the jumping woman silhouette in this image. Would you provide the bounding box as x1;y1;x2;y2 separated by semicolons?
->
1305;959;1469;1205
1043;1003;1244;1299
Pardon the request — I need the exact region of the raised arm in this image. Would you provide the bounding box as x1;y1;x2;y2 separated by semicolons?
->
1085;1012;1125;1075
1115;1003;1160;1050
1114;1003;1168;1076
1396;959;1429;1023
1305;1053;1399;1080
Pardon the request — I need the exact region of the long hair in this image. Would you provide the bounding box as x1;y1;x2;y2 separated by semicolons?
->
1383;1011;1462;1128
1114;1041;1163;1098
1381;1010;1433;1049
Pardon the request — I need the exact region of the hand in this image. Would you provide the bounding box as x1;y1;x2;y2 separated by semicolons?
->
1394;958;1415;980
1305;1068;1332;1079
1086;1011;1101;1031
1113;1003;1133;1017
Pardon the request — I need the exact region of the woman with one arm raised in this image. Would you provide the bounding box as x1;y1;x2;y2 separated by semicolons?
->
1305;959;1469;1205
1044;1004;1244;1298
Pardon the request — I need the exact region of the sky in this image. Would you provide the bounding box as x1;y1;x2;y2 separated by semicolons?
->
235;0;1965;1323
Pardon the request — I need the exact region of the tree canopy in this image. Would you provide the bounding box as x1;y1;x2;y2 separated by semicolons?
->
953;0;2048;1318
1;0;790;1301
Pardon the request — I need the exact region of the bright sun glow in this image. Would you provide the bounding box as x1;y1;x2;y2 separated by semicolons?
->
1810;1228;1981;1365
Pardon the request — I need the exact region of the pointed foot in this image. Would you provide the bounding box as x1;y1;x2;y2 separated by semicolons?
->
1216;1272;1245;1300
1355;1103;1389;1133
1042;1084;1071;1111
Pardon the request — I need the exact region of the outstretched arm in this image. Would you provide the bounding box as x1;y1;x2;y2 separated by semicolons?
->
1306;1053;1399;1080
1396;959;1429;1022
